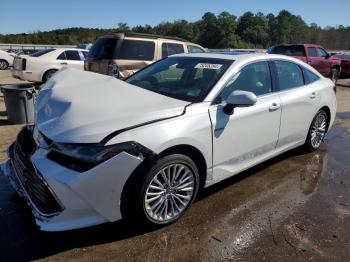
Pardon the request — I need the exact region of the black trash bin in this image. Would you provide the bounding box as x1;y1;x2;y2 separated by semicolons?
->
0;84;36;124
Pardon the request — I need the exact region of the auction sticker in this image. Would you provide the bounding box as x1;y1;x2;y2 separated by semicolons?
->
195;63;223;70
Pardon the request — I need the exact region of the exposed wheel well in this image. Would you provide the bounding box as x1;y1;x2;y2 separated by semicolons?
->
157;145;207;189
120;144;208;219
319;106;331;128
42;69;58;82
332;65;341;72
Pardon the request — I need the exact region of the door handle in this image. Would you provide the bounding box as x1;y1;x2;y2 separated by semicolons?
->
269;103;281;111
60;62;68;65
310;92;316;99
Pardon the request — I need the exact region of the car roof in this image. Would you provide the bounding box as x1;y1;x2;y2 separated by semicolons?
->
53;47;87;51
172;52;322;76
172;52;290;62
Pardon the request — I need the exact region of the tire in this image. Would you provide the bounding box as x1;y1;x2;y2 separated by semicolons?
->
42;69;57;83
122;154;200;226
0;60;9;70
330;68;339;83
304;110;328;152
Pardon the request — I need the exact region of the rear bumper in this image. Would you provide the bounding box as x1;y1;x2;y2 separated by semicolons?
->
1;128;144;231
11;69;42;82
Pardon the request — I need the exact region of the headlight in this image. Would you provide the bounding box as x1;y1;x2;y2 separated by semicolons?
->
50;142;151;164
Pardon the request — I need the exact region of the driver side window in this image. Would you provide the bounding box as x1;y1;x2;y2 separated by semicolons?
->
218;61;272;102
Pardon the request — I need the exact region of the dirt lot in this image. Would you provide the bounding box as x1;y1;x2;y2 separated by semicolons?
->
1;70;350;261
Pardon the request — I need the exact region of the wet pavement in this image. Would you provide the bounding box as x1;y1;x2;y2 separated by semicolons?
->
0;82;350;261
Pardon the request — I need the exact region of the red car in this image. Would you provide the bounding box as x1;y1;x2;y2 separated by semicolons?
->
269;44;341;82
334;54;350;77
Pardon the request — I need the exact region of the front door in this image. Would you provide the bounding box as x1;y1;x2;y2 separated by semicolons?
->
209;61;281;183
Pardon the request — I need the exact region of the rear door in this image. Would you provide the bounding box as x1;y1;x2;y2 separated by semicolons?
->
64;50;85;70
209;61;282;182
56;50;84;70
274;60;320;149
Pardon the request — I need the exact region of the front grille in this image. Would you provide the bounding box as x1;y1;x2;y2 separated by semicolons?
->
12;128;62;215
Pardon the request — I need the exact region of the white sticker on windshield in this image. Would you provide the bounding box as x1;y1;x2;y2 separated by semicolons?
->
195;63;223;70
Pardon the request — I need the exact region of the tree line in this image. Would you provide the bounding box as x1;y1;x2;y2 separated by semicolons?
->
1;10;349;50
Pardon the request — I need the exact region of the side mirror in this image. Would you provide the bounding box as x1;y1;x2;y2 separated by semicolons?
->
325;53;331;59
223;90;257;115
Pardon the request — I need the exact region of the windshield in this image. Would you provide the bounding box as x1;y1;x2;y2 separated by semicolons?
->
30;48;55;57
126;56;233;102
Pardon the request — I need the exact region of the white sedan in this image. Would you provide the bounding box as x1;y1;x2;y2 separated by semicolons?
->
2;53;336;231
0;49;16;70
11;48;88;83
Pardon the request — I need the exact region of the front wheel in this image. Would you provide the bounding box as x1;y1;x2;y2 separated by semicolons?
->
123;154;199;226
0;60;9;70
304;110;328;152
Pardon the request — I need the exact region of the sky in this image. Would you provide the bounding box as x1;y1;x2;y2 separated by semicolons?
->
1;0;350;34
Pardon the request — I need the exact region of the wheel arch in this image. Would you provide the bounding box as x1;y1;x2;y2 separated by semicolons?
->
332;64;341;71
120;143;208;218
42;68;58;82
157;144;208;189
319;106;331;129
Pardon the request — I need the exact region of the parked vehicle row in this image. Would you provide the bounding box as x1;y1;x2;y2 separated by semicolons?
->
11;48;88;83
2;53;336;231
269;44;342;82
84;32;206;78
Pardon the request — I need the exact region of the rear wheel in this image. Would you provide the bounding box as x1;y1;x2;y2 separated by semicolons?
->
330;68;339;83
304;110;328;152
0;60;9;70
123;154;199;226
43;69;57;83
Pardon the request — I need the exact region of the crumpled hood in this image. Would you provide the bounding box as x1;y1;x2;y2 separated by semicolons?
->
36;68;189;143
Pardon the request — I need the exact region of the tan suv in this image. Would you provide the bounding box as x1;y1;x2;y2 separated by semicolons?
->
84;32;206;78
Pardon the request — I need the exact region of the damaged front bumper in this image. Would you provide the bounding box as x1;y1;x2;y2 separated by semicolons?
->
1;127;144;231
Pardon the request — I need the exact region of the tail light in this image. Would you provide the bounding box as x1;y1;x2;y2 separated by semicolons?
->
22;58;27;70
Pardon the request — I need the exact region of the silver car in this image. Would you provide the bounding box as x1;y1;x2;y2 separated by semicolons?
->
1;53;337;231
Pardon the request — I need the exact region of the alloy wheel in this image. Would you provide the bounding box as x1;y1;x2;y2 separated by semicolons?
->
310;113;327;148
144;163;195;223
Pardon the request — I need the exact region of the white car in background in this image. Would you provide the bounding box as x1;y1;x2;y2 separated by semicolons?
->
2;53;337;231
11;48;88;83
0;49;16;70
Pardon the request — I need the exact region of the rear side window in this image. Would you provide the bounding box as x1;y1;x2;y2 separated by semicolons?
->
187;45;205;53
162;43;184;58
117;40;155;61
57;52;66;60
65;51;81;61
219;61;272;100
303;68;320;84
88;38;118;60
270;45;305;56
274;61;304;91
308;47;317;57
